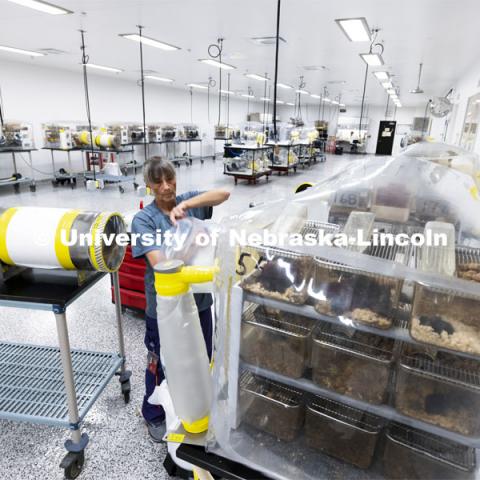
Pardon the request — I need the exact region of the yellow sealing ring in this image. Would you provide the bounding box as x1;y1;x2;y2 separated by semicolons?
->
0;208;18;265
89;212;123;272
181;415;209;434
294;182;314;194
55;209;82;269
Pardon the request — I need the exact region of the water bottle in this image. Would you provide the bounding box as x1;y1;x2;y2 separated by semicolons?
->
154;259;215;433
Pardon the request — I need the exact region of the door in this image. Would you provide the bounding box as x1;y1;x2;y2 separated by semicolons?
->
376;121;397;155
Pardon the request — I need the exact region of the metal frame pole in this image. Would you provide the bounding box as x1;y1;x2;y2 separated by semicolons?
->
111;271;127;372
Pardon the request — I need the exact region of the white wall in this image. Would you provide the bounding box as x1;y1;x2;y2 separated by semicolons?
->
0;58;261;179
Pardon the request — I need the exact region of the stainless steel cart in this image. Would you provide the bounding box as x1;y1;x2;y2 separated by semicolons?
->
0;269;131;479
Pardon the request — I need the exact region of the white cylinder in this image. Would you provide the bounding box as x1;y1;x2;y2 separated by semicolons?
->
156;292;212;432
0;207;126;271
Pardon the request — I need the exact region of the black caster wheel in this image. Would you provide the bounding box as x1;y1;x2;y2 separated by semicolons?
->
119;186;125;194
121;379;131;404
52;179;59;188
133;182;139;189
201;160;205;164
123;390;131;404
13;184;20;194
29;184;36;192
61;451;85;480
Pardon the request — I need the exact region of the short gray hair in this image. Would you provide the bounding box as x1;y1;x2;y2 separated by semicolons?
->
143;156;176;185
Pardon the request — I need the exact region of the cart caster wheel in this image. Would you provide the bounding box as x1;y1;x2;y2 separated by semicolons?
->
61;451;85;480
201;160;204;164
133;182;139;189
119;186;125;194
52;179;59;188
30;184;36;192
123;390;131;404
13;184;20;194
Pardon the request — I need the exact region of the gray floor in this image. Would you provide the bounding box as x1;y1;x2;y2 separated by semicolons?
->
0;154;360;479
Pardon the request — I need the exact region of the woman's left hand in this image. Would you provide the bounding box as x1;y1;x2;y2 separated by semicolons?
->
170;201;189;225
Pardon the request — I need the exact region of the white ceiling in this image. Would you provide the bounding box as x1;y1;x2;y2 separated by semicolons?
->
0;0;479;107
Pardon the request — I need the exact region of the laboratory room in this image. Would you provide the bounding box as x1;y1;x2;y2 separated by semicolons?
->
0;0;480;479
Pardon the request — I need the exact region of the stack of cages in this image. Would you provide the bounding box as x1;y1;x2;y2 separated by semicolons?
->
179;124;200;140
43;123;75;150
0;122;35;150
207;144;480;479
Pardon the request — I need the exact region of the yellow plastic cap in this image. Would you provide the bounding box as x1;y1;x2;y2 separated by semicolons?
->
181;415;209;434
154;259;217;296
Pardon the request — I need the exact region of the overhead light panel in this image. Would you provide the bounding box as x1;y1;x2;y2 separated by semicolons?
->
335;17;371;42
119;33;180;51
7;0;72;15
296;89;309;95
145;75;174;83
187;83;208;90
381;81;393;89
286;102;294;106
241;93;255;98
276;100;285;104
220;89;234;95
246;73;268;82
277;83;293;89
311;94;321;99
199;58;235;70
373;71;389;81
260;97;271;102
331;100;340;105
85;63;123;73
0;44;44;57
323;98;332;103
360;53;384;66
387;89;396;95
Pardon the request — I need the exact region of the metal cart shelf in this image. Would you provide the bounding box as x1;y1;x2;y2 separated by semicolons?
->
42;147;81;188
0;268;131;479
0;148;37;193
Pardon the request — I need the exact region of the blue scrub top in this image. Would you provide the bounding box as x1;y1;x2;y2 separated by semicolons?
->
131;191;213;318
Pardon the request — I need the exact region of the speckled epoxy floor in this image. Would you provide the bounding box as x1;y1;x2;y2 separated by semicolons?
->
0;154;359;479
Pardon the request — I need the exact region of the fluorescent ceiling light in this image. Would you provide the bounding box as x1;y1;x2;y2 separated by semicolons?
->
340;103;346;107
276;100;285;104
277;83;293;89
220;89;234;95
260;97;271;102
85;63;123;73
335;17;371;42
360;53;384;66
286;102;294;106
119;34;180;51
241;93;255;98
387;89;396;95
7;0;72;14
0;44;44;57
187;83;208;90
323;98;332;103
381;81;393;89
311;94;321;99
145;75;174;83
246;73;268;82
373;71;389;81
199;58;235;70
296;89;309;95
331;100;340;105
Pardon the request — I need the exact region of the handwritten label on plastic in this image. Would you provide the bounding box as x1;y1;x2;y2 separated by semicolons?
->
167;433;185;443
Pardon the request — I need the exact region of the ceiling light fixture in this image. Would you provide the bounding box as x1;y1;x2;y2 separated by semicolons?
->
246;73;268;82
241;93;255;98
85;63;123;73
199;58;235;70
220;89;235;95
311;94;321;99
373;71;389;81
381;81;393;89
145;75;174;83
323;98;332;103
7;0;72;14
276;100;285;104
0;44;44;57
331;100;340;105
119;33;180;51
335;17;371;42
387;89;396;95
360;53;384;66
296;89;309;95
260;97;271;102
286;102;294;106
277;82;293;89
187;83;208;90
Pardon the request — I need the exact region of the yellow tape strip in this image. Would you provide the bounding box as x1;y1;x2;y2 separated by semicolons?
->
0;208;18;265
166;433;185;443
470;186;479;201
55;210;81;269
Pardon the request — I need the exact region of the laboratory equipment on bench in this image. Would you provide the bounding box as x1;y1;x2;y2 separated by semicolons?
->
43;123;74;150
0;206;131;479
0;122;34;149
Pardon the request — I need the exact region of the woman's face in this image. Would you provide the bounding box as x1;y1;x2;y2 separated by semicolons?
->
150;175;177;203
